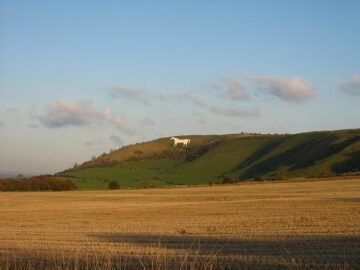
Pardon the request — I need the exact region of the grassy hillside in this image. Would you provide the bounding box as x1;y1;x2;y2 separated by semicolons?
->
57;129;360;189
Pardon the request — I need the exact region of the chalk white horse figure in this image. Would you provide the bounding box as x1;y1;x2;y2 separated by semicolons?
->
170;137;191;148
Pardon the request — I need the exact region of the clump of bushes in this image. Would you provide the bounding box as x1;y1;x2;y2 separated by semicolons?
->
222;176;237;184
254;175;264;181
108;180;120;190
0;175;77;191
140;180;151;189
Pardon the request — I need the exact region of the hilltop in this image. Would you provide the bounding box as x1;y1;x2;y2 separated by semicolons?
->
57;129;360;189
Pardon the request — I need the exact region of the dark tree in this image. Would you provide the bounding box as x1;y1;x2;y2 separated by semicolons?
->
108;180;120;190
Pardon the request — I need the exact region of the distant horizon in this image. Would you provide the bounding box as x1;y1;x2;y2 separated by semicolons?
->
0;171;42;178
1;1;359;173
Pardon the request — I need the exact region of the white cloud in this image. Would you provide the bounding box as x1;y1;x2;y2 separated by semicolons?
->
37;101;133;135
339;76;360;96
38;101;100;128
221;79;249;101
250;76;316;102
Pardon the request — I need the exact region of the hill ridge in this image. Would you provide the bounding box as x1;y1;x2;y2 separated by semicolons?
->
57;129;360;189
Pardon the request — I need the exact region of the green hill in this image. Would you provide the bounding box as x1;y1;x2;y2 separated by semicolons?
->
56;129;360;190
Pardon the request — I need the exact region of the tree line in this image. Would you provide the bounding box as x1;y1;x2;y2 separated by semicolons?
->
0;175;77;191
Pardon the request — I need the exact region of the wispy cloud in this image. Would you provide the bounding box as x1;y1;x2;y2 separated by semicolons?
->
0;121;4;127
154;92;184;102
339;76;360;96
209;105;260;117
110;135;124;146
221;79;249;101
139;118;156;126
111;87;150;105
103;107;134;135
5;108;19;115
27;123;40;129
37;101;133;135
84;139;102;147
185;93;259;117
111;83;258;118
198;119;206;124
112;86;186;105
249;76;316;102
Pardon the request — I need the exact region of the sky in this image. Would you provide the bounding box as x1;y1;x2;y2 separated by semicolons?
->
0;0;359;174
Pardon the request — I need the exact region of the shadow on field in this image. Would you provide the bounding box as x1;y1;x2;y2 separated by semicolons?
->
91;233;360;262
2;235;360;269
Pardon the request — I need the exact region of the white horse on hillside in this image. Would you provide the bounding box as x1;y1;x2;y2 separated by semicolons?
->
170;137;191;148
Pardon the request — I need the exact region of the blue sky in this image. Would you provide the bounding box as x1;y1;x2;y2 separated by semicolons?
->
1;1;359;174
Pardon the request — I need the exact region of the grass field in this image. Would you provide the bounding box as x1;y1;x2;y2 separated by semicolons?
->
0;178;359;269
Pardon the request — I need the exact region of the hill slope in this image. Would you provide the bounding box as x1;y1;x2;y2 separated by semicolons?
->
57;129;360;189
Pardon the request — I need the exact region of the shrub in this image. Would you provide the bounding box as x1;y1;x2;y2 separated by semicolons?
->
222;176;236;184
108;180;120;190
254;175;264;181
140;180;151;189
126;156;139;162
320;166;333;177
276;165;289;180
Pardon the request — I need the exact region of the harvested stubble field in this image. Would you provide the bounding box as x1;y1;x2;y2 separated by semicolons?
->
0;178;359;269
